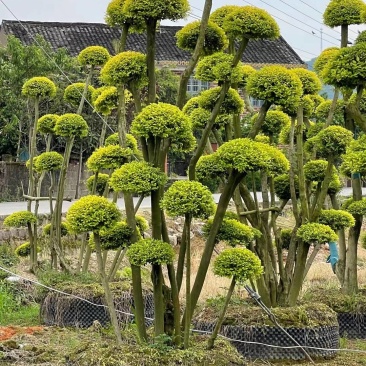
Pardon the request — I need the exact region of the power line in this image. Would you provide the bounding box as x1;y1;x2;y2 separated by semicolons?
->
296;0;359;36
241;0;339;47
1;265;366;355
0;0;115;133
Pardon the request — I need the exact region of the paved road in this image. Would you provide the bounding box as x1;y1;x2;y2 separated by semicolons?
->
0;188;363;217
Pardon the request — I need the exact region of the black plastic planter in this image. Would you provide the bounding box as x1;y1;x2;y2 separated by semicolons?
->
194;321;339;361
338;313;366;339
40;291;154;328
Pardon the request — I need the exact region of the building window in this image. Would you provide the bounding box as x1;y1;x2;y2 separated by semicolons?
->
250;97;264;108
187;77;209;95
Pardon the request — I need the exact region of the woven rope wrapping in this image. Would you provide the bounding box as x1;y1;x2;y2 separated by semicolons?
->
40;291;154;328
194;321;339;361
338;313;366;339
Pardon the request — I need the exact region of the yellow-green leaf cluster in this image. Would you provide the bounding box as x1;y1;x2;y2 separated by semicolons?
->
176;21;228;55
161;180;215;218
54;113;89;138
210;5;241;28
37;114;59;135
34;152;63;172
86;173;110;195
273;174;299;201
43;222;68;237
4;211;37;228
14;242;32;257
104;132;139;153
319;209;355;231
110;161;167;194
304;159;329;182
63;83;95;107
22;77;57;99
297;223;338;244
213;248;263;281
324;0;366;27
346;198;366;216
314;47;339;76
250;110;290;137
77;46;110;68
66;195;121;233
315;99;345;125
291;68;322;96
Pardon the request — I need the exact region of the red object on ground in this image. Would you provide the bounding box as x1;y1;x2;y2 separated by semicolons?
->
0;326;43;341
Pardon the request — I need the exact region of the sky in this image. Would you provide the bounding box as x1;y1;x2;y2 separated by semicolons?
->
1;0;366;61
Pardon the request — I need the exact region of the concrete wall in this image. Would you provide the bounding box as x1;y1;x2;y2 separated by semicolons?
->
0;160;90;202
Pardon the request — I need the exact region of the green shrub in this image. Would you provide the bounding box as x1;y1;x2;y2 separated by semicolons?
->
127;239;174;266
182;96;200;115
346;198;366;216
223;6;279;40
319;209;355;231
43;222;69;237
324;0;366;27
14;242;31;257
176;21;228;55
213;248;263;281
100;51;147;88
161;180;215;218
90;221;133;250
54;113;89;138
280;229;292;250
104;132;139;152
247;66;302;112
34;151;63;172
203;218;258;246
303;160;328;182
64;83;95;107
135;215;149;233
4;211;37;228
110;161;167;194
93;86;118;115
291;68;322;95
250;110;290;137
355;30;366;45
22;76;57;99
198;87;244;115
86;145;132;172
273;174;299;200
297;223;338;244
78;46;110;67
314;47;339;76
66;195;121;233
37;114;58;134
86;173;110;195
210;5;241;28
131;102;195;152
105;0;144;31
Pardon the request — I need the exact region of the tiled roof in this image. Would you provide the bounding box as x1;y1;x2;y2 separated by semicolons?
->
1;20;304;66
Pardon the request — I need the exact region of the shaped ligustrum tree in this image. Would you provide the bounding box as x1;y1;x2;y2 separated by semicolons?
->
66;195;122;343
161;180;215;347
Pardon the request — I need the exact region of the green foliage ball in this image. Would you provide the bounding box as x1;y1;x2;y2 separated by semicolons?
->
54;113;89;138
182;96;200;115
135;215;149;233
90;221;133;250
213;248;263;282
273;174;299;201
328;173;343;195
4;211;37;228
37;114;58;135
100;51;147;88
34;152;63;172
203;218;258;246
86;173;110;195
223;6;280;40
176;21;228;55
247;66;302;111
355;30;366;45
86;145;132;172
313;47;339;76
324;0;366;27
210;5;241;28
123;0;189;22
315;99;345;125
43;222;69;237
291;68;322;95
297;223;338;244
14;242;32;257
319;209;355;231
63;83;95;107
341;135;366;177
127;239;174;266
110;161;167;194
161;180;215;219
196;154;226;190
66;195;121;233
301;95;316;118
346;199;366;216
77;46;110;67
198;87;244;115
131;102;195;152
304;159;329;182
237;65;256;89
93;86;118;115
195;52;242;83
322;44;366;88
310;126;353;157
22;77;57;99
280;229;292;250
105;0;144;30
250;110;290;137
104;132;139;152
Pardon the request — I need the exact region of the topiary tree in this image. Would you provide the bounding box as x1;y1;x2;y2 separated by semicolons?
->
4;211;37;271
127;238;174;338
315;99;345;125
86;173;110;196
37;114;59;152
66;195;122;343
161;180;215;347
64;83;95;109
207;248;263;349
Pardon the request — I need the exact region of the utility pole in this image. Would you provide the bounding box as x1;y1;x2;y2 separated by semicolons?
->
320;27;323;52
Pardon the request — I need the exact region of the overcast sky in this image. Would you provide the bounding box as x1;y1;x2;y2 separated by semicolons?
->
1;0;365;61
